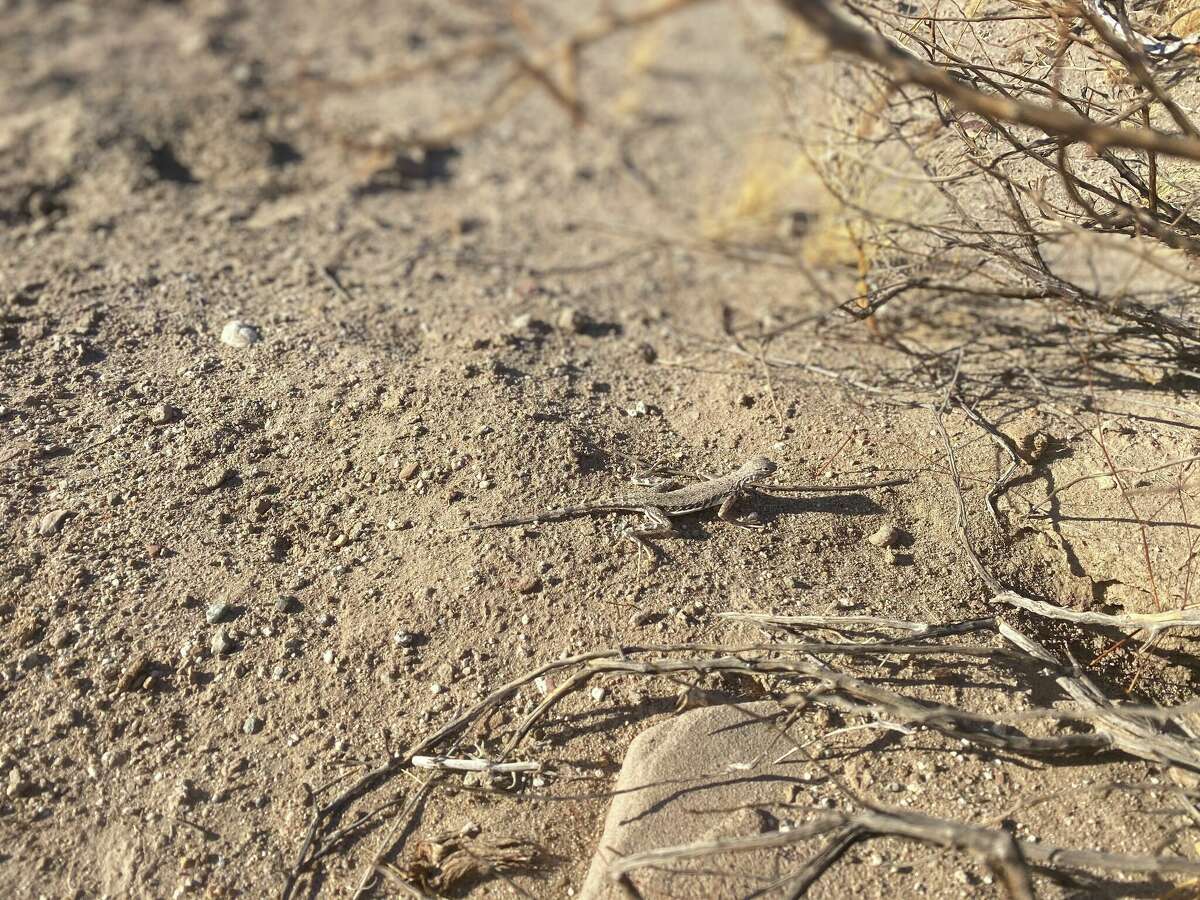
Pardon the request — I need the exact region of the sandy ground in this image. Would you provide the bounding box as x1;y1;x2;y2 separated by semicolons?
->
4;1;1200;897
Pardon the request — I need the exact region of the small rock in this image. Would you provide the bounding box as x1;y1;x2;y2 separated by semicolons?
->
175;778;199;808
319;613;334;627
220;320;260;348
200;467;235;492
556;306;587;333
398;461;419;481
243;715;263;735
429;682;445;695
509;313;534;332
7;769;32;799
590;687;606;702
510;576;542;595
206;601;231;625
15;616;45;646
50;627;75;649
35;509;71;537
1020;430;1052;463
322;649;335;665
101;749;129;768
866;524;904;548
274;596;296;614
117;653;151;692
268;533;291;560
1097;474;1118;490
148;403;179;425
210;628;235;656
394;630;415;647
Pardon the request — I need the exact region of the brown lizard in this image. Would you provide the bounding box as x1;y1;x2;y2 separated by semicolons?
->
466;456;779;554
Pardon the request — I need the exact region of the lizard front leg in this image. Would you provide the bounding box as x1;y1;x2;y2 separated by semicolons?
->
718;493;764;530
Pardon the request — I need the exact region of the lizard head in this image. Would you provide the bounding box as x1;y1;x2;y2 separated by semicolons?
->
739;456;777;480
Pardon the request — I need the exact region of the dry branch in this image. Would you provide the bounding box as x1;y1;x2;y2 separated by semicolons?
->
607;806;1200;899
778;0;1200;161
996;590;1200;638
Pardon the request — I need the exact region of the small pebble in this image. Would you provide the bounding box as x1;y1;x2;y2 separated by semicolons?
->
243;716;263;735
206;601;231;625
220;320;260;348
866;524;904;548
200;467;235;492
210;628;234;656
556;306;587;333
101;749;129;768
429;682;445;695
117;654;151;691
6;770;31;799
398;461;419;481
322;649;335;665
274;596;296;614
590;687;606;702
35;509;70;537
512;576;541;595
148;403;178;425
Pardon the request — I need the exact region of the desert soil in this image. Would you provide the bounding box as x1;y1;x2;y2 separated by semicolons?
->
4;1;1200;898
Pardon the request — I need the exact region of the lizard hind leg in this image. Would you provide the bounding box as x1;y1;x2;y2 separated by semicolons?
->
617;506;675;558
627;473;683;493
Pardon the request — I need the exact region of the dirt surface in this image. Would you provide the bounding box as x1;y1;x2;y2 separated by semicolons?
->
4;1;1200;898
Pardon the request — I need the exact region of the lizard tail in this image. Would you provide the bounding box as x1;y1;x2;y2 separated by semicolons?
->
467;504;622;530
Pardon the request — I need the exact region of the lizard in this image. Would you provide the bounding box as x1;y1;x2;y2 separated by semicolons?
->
465;455;779;555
